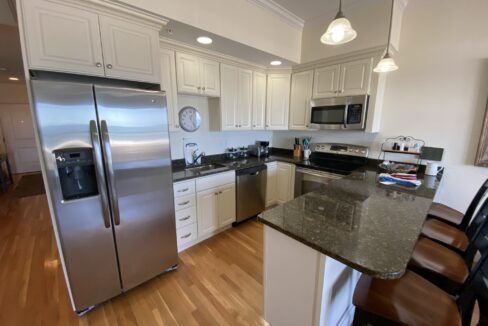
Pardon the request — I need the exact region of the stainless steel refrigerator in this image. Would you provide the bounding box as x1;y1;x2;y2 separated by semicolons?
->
30;79;178;314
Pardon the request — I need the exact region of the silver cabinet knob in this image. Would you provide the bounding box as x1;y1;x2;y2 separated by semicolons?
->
95;62;102;67
202;87;206;91
235;124;238;127
197;86;201;90
106;64;113;69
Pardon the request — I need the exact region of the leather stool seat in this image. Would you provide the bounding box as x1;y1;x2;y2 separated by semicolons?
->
421;218;469;251
353;270;461;326
428;202;464;226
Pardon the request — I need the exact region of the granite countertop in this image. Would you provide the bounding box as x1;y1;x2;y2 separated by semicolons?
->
258;169;441;279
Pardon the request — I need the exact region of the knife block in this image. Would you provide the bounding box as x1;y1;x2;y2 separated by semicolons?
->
293;144;302;158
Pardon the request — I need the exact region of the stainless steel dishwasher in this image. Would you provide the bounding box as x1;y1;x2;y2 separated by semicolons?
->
235;164;267;223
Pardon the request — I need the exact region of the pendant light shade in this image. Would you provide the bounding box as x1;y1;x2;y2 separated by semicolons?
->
374;0;398;73
320;0;357;45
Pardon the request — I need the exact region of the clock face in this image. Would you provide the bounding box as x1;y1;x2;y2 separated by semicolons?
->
178;106;202;132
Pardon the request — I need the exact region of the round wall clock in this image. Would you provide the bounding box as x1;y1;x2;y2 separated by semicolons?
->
178;106;202;132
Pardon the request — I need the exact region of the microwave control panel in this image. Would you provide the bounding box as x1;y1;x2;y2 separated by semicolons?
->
347;104;363;124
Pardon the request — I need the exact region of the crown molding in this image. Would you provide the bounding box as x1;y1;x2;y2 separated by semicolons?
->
246;0;304;30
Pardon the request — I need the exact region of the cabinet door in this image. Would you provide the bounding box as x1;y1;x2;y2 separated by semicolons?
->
220;64;239;130
266;163;277;207
266;74;291;130
99;15;160;83
22;0;105;76
313;65;340;98
252;72;266;130
237;68;253;130
200;58;221;97
176;53;201;95
160;49;180;132
197;187;219;238
276;163;294;203
218;184;236;227
338;58;372;96
289;70;315;130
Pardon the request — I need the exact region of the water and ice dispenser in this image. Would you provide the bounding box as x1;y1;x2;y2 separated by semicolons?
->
54;148;99;200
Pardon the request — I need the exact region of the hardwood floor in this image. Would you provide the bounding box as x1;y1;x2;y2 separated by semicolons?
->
0;183;267;325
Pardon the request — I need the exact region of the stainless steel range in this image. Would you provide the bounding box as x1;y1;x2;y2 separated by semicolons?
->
294;143;369;197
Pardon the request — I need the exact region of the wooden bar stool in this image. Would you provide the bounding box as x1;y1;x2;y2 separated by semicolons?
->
427;179;488;229
352;252;488;326
421;194;488;254
409;214;488;294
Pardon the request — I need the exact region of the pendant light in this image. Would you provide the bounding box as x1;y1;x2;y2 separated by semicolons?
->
374;0;399;73
320;0;357;45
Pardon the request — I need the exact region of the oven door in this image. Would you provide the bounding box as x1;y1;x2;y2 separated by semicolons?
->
294;168;343;198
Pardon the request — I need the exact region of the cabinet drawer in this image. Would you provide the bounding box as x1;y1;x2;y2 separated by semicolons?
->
196;171;235;192
174;194;195;211
175;206;197;229
173;180;196;197
176;223;197;247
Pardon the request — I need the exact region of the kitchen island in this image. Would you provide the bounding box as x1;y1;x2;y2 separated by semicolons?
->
258;169;441;326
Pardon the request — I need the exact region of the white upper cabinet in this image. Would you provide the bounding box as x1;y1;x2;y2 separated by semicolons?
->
338;58;373;96
160;49;179;132
99;16;160;83
313;59;372;98
252;72;266;130
313;65;340;98
176;53;220;97
20;0;161;83
266;74;291;130
289;70;315;130
22;0;105;76
220;64;239;130
237;68;253;130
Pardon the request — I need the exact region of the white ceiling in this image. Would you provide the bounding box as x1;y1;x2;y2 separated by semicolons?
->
271;0;362;21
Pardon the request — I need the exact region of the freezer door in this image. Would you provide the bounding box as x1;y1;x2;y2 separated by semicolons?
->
94;85;178;290
30;80;121;312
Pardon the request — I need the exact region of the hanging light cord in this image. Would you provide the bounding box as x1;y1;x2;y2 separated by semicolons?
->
386;0;394;55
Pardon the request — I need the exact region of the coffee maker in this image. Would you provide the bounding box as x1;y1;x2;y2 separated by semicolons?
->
250;141;270;158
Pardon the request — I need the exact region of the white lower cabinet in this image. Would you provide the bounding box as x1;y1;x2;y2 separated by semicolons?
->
173;171;236;252
266;162;295;206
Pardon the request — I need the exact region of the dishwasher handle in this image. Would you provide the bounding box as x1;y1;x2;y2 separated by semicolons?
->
236;164;267;176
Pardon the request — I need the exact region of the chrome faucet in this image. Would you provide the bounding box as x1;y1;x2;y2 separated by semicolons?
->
192;151;206;165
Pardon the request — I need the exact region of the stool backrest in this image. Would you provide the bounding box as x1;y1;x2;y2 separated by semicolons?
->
461;178;488;230
464;202;488;266
465;195;488;244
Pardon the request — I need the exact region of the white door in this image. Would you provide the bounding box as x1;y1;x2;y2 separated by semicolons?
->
220;64;238;130
0;105;40;173
276;163;294;203
199;58;220;97
160;49;180;131
237;68;253;130
339;58;372;96
266;163;277;207
266;74;291;130
176;53;200;95
289;70;315;130
197;187;219;237
99;15;160;83
252;72;266;130
313;65;340;98
218;184;236;227
22;0;105;76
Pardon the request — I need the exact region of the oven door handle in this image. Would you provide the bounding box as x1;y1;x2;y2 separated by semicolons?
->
343;104;348;129
296;168;342;179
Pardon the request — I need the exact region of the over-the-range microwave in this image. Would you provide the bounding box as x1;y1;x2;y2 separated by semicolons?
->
310;95;369;130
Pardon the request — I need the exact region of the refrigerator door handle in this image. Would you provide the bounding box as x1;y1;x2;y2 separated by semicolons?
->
90;120;111;228
100;120;121;226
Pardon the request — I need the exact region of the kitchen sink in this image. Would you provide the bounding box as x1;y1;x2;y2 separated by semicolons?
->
184;164;229;174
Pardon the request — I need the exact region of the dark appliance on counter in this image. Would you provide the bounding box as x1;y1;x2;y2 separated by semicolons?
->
235;164;267;223
294;143;369;197
249;141;270;157
310;95;369;130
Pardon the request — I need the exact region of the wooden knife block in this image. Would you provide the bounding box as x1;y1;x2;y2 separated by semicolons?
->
293;144;302;158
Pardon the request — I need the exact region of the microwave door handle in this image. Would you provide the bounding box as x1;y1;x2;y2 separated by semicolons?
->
343;105;348;129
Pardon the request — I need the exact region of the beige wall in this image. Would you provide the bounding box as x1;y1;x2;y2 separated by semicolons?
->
0;82;29;104
274;0;488;212
118;0;303;63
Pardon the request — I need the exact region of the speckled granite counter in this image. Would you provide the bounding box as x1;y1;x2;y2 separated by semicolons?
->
258;169;441;279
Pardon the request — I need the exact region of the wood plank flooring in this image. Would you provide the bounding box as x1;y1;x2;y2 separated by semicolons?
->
0;181;267;326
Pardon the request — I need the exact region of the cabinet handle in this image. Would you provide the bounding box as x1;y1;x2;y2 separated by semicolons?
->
197;86;201;90
181;232;192;239
235;124;238;127
95;62;102;68
219;191;223;194
214;192;218;195
106;64;113;69
177;188;189;193
178;200;190;206
179;216;191;221
202;87;206;91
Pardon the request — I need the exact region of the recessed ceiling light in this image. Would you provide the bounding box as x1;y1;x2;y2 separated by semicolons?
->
270;60;282;66
9;76;19;81
197;36;213;45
